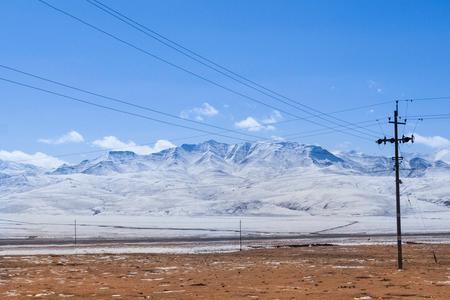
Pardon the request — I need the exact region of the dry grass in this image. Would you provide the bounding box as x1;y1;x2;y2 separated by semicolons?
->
1;244;450;299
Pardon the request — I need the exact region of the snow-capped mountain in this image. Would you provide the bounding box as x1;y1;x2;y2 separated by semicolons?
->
0;140;449;216
49;140;450;176
51;140;357;175
0;160;43;176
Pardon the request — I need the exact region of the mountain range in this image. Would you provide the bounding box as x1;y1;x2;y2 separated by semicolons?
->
1;140;449;216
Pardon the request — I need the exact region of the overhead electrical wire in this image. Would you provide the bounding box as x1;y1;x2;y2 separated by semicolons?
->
7;2;448;152
396;98;450;120
398;96;450;102
0;63;392;137
0;63;388;148
0;75;386;162
410;118;423;135
85;0;382;137
406;113;450;120
0;74;384;164
285;121;380;140
0;68;389;164
36;0;377;141
401;100;410;136
272;101;393;127
0;64;266;141
325;101;393;114
410;117;450;121
0;76;256;143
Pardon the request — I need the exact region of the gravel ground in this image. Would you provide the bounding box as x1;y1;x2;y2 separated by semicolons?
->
0;244;450;299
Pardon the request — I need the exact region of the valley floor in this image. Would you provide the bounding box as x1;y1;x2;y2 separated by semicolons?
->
2;212;450;241
1;244;450;299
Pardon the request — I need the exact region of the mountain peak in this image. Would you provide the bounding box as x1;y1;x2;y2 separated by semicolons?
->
43;140;443;177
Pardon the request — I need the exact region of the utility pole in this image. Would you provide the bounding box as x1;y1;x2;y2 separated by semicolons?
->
74;219;77;247
376;100;414;270
239;220;242;252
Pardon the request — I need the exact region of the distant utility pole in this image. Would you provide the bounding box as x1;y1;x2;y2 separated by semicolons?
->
239;220;242;251
74;219;77;247
376;100;414;270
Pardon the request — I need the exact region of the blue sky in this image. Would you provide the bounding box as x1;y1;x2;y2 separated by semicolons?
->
1;0;450;167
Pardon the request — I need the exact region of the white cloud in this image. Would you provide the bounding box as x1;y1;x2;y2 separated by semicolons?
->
414;134;450;149
193;103;218;117
180;102;219;121
435;149;450;161
235;117;271;132
92;136;175;155
39;130;84;145
271;135;285;142
413;133;450;163
235;111;282;132
0;150;66;169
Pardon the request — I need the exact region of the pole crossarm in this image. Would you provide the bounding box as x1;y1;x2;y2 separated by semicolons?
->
376;135;415;145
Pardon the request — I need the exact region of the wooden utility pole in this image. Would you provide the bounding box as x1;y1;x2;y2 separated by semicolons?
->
74;219;77;247
239;220;242;251
376;100;414;270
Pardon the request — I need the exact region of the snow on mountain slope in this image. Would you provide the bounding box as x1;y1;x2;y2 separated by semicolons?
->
0;160;43;176
0;140;449;217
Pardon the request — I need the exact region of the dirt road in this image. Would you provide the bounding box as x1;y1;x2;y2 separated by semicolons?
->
1;244;450;299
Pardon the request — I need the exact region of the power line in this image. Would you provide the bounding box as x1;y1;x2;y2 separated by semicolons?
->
406;113;450;119
271;101;392;128
0;67;389;150
85;0;381;137
0;74;386;165
401;100;410;136
36;0;377;141
410;118;423;135
286;121;380;140
326;100;393;114
398;96;450;102
410;117;450;121
0;64;266;141
0;76;254;143
0;63;391;135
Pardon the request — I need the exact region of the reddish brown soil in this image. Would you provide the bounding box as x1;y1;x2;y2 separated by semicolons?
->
1;244;450;299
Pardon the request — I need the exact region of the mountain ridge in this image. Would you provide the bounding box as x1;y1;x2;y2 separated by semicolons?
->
44;140;449;176
1;140;449;217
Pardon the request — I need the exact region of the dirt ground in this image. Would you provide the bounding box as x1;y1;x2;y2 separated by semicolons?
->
1;244;450;299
